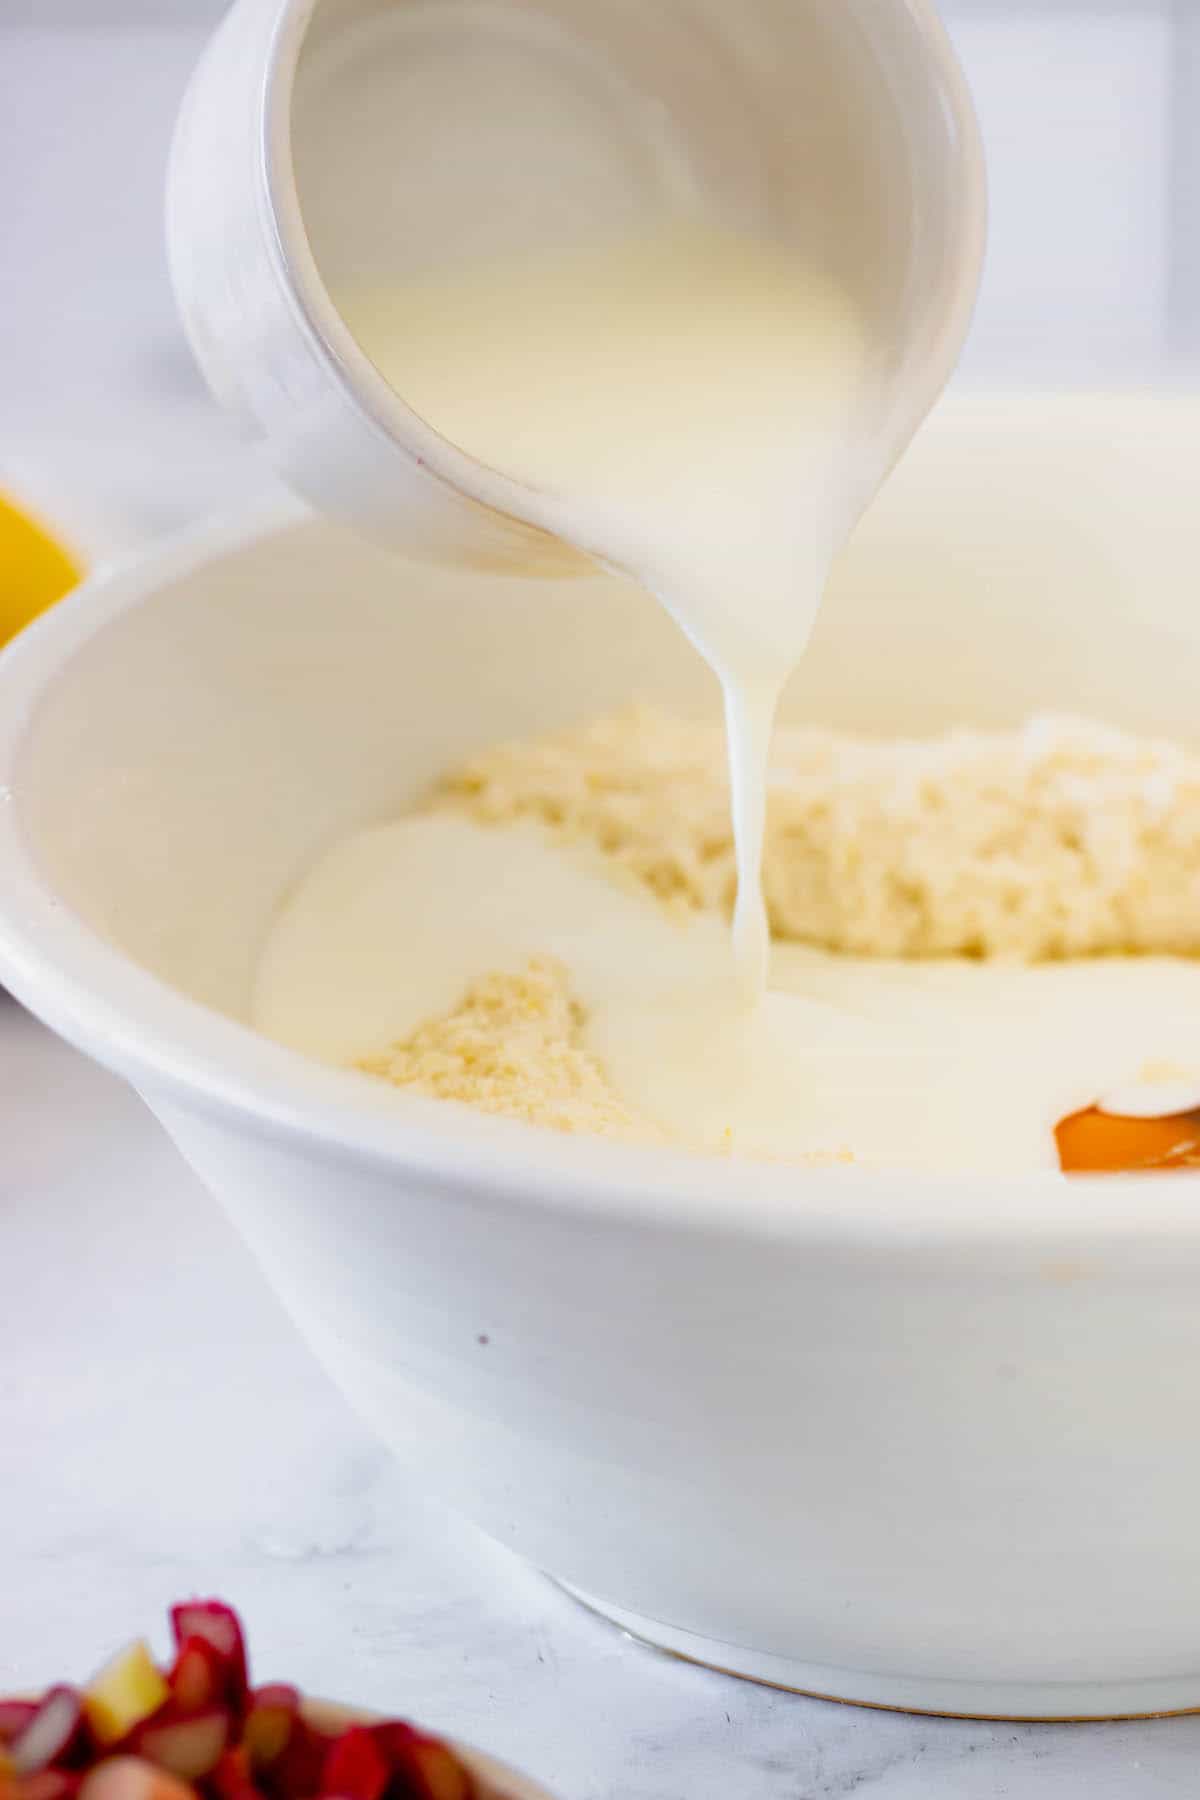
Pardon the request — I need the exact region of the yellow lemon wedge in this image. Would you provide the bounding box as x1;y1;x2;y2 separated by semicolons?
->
0;491;82;648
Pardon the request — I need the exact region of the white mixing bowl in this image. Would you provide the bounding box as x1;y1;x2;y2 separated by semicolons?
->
3;394;1200;1720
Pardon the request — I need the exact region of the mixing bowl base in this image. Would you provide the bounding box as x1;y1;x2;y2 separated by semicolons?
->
555;1582;1200;1721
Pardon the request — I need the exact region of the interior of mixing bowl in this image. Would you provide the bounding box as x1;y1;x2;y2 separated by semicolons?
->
14;392;1200;1036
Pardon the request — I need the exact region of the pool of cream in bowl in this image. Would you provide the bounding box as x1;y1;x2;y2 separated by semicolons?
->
3;395;1200;1716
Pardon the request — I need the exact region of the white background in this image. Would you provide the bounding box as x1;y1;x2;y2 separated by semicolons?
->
4;5;1200;1795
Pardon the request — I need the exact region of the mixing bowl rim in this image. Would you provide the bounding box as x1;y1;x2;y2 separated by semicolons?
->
0;502;1198;1254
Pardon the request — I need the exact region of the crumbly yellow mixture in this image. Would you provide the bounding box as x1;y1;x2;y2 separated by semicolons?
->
432;705;1200;960
356;955;859;1156
355;955;657;1142
356;706;1200;1142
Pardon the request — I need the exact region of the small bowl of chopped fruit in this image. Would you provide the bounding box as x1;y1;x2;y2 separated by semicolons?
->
0;1602;553;1800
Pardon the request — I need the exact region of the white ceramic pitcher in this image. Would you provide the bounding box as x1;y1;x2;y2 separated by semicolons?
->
167;0;985;571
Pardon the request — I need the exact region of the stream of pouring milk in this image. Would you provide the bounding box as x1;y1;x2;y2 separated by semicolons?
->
344;227;873;1005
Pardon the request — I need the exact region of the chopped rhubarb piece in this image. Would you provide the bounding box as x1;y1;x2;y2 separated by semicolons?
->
0;1705;37;1748
130;1707;230;1781
78;1756;194;1800
240;1688;298;1769
207;1748;259;1800
259;1717;335;1800
166;1639;226;1715
371;1725;474;1800
11;1689;89;1775
84;1645;170;1749
319;1726;389;1800
20;1771;82;1800
168;1607;248;1712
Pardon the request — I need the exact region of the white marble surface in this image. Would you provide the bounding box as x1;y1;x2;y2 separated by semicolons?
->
6;8;1200;1797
